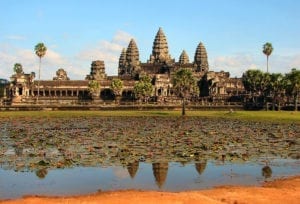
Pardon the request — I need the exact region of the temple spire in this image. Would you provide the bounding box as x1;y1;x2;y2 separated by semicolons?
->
125;39;140;76
194;42;209;72
179;50;190;64
118;48;127;76
149;27;172;64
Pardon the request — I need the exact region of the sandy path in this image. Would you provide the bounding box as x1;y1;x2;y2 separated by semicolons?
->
1;176;300;204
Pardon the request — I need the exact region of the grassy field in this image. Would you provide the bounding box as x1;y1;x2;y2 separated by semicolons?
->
0;110;299;123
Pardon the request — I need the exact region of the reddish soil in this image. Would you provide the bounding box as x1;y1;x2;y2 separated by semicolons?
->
1;176;299;204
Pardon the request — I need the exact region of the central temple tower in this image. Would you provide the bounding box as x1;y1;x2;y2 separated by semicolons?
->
148;27;172;64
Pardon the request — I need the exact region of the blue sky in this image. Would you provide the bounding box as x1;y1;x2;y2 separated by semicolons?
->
1;0;299;79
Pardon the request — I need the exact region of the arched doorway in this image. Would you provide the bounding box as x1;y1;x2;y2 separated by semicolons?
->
100;89;114;100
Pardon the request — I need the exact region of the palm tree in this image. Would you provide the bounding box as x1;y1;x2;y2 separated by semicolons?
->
242;69;271;109
285;68;300;111
110;78;124;104
268;73;284;110
172;68;198;116
263;42;273;73
34;42;47;103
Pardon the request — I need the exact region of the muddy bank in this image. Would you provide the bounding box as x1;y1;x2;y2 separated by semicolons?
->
1;176;299;204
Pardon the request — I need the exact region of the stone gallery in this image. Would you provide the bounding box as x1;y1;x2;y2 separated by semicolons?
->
3;28;244;105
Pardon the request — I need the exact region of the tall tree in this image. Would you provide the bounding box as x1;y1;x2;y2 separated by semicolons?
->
263;42;273;73
242;69;264;100
242;69;270;109
285;68;300;111
13;63;23;74
268;73;285;110
34;42;47;102
133;76;153;103
172;68;198;116
110;78;124;104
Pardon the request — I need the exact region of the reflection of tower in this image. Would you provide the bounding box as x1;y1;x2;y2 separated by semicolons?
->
262;165;272;179
36;168;48;179
127;161;139;179
152;163;169;188
195;160;207;175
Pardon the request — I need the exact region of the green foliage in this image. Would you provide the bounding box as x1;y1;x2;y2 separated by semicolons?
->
88;80;100;94
34;43;47;58
268;73;285;96
285;68;300;95
173;68;198;98
262;42;273;57
133;76;153;100
110;78;123;96
242;69;270;95
0;111;299;123
285;68;300;110
13;63;23;74
263;42;273;72
242;68;300;110
173;68;198;115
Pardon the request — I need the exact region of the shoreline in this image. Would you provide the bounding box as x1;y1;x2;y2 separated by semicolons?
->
1;175;299;204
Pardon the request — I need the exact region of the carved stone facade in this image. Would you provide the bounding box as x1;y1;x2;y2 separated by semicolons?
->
86;60;107;80
4;27;244;105
53;68;70;81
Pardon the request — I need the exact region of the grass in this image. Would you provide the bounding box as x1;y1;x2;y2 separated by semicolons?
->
0;110;299;123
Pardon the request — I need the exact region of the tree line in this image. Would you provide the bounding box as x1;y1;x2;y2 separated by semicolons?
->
242;68;300;111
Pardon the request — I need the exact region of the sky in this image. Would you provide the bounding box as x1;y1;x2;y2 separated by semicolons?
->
1;0;300;80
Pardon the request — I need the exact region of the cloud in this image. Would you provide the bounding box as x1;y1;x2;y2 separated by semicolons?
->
212;54;258;77
0;44;34;78
5;35;26;40
77;30;133;76
0;44;78;80
113;30;133;44
211;53;300;77
290;54;300;68
0;30;134;80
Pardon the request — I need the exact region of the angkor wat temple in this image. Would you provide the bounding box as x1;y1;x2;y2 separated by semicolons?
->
1;28;244;105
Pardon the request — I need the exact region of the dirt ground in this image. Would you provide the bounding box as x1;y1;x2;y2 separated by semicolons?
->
1;176;299;204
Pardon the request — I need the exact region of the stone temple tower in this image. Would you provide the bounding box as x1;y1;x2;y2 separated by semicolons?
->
179;50;190;64
194;42;209;72
118;48;127;75
125;39;141;76
148;27;172;64
86;60;107;80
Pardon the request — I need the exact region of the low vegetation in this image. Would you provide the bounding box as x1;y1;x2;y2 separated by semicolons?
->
0;110;299;123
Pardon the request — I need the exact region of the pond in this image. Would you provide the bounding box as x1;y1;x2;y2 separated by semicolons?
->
0;116;299;199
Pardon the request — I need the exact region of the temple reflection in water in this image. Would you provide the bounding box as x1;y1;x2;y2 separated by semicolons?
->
32;160;208;189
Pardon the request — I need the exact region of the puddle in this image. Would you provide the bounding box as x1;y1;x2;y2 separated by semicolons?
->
0;159;299;199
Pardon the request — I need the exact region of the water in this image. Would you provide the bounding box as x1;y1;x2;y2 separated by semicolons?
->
1;159;299;199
